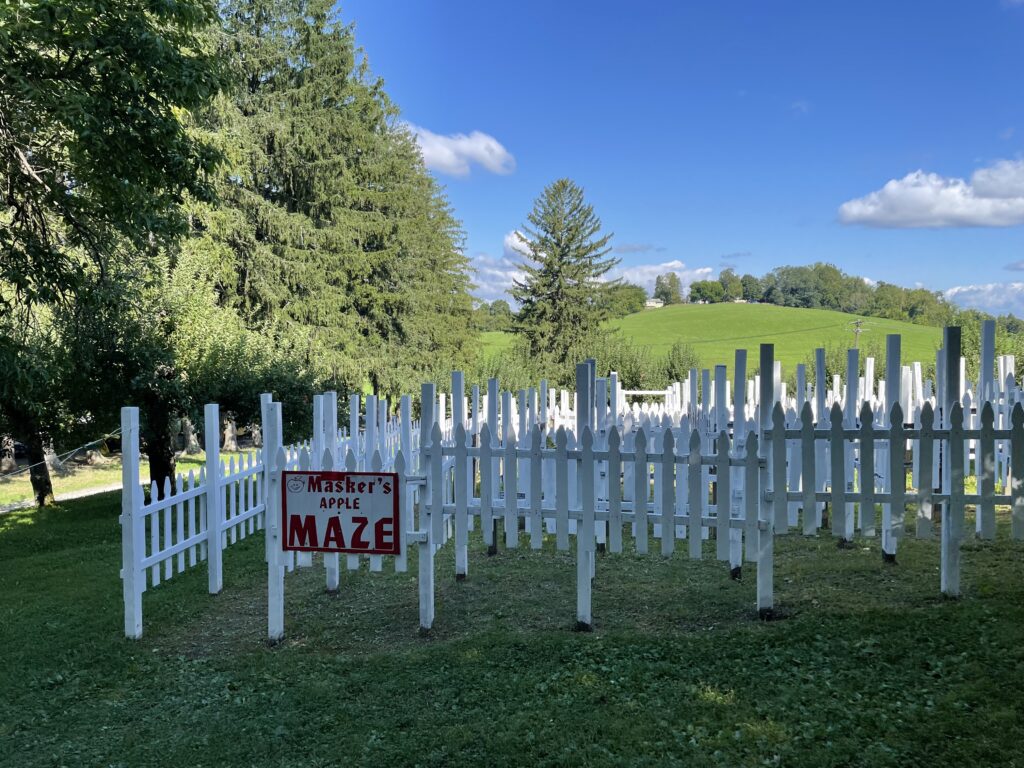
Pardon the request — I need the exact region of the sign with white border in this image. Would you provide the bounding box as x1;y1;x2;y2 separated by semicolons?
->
281;471;400;555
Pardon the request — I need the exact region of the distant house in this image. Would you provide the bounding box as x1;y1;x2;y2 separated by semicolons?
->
645;298;665;309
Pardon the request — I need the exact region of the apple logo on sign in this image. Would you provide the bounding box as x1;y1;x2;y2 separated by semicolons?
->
287;476;307;493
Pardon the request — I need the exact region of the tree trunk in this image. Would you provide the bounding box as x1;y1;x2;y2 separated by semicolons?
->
26;430;54;507
143;408;177;500
222;419;238;452
182;416;201;455
0;435;15;473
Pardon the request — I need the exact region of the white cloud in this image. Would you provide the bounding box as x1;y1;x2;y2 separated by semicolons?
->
606;259;714;296
407;123;515;177
944;283;1024;316
469;231;530;302
503;230;530;258
839;160;1024;228
471;253;525;302
862;276;877;287
971;159;1024;198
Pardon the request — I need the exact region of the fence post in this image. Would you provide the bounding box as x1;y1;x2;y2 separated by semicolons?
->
259;393;273;544
324;392;341;588
757;347;775;617
204;403;223;594
267;401;285;643
396;395;412;572
120;407;144;639
576;426;595;631
942;402;965;596
454;423;469;579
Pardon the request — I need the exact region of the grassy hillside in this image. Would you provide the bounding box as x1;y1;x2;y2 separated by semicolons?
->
481;303;942;374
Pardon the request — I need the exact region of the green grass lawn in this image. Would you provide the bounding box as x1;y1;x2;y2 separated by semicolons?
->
481;304;942;375
0;450;259;507
2;493;1022;767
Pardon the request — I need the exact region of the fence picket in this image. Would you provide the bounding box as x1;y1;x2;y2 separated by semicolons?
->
886;403;905;559
608;428;622;553
504;427;519;548
529;426;543;550
942;403;966;596
555;427;569;550
918;404;935;538
687;429;702;559
744;432;759;562
634;428;649;554
577;427;595;629
772;403;787;532
715;430;730;561
800;402;816;536
859;402;876;537
979;402;996;540
661;429;676;557
1013;404;1024;540
455;424;469;579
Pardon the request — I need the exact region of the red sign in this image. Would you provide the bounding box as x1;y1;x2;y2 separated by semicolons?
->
281;471;400;555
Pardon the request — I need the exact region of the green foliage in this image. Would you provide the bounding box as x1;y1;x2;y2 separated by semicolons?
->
511;179;618;369
653;272;683;305
0;0;228;498
689;279;726;303
469;331;668;392
740;273;763;302
0;0;226;309
598;282;648;318
718;268;743;302
663;340;701;383
190;0;475;398
474;300;515;332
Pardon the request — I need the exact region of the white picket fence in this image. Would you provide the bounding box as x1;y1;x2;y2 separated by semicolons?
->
122;322;1024;639
120;403;266;638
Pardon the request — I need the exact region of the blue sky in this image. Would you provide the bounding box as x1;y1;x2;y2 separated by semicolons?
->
341;0;1024;314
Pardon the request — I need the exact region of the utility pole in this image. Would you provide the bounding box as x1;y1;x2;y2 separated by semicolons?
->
852;318;864;349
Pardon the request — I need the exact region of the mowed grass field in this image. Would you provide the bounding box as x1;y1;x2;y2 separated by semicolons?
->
481;304;942;374
2;493;1022;767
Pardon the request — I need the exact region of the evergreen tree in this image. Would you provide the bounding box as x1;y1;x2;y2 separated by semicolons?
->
511;179;617;368
190;0;474;399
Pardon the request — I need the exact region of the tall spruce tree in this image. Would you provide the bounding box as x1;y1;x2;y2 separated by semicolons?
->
511;179;617;369
190;0;474;399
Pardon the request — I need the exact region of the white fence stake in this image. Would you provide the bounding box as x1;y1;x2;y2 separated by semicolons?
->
120;407;144;639
204;403;223;594
942;403;966;596
455;423;469;579
267;401;285;643
576;427;595;630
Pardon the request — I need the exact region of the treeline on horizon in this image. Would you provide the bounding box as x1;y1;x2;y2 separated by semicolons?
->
477;262;1016;332
474;261;1024;396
